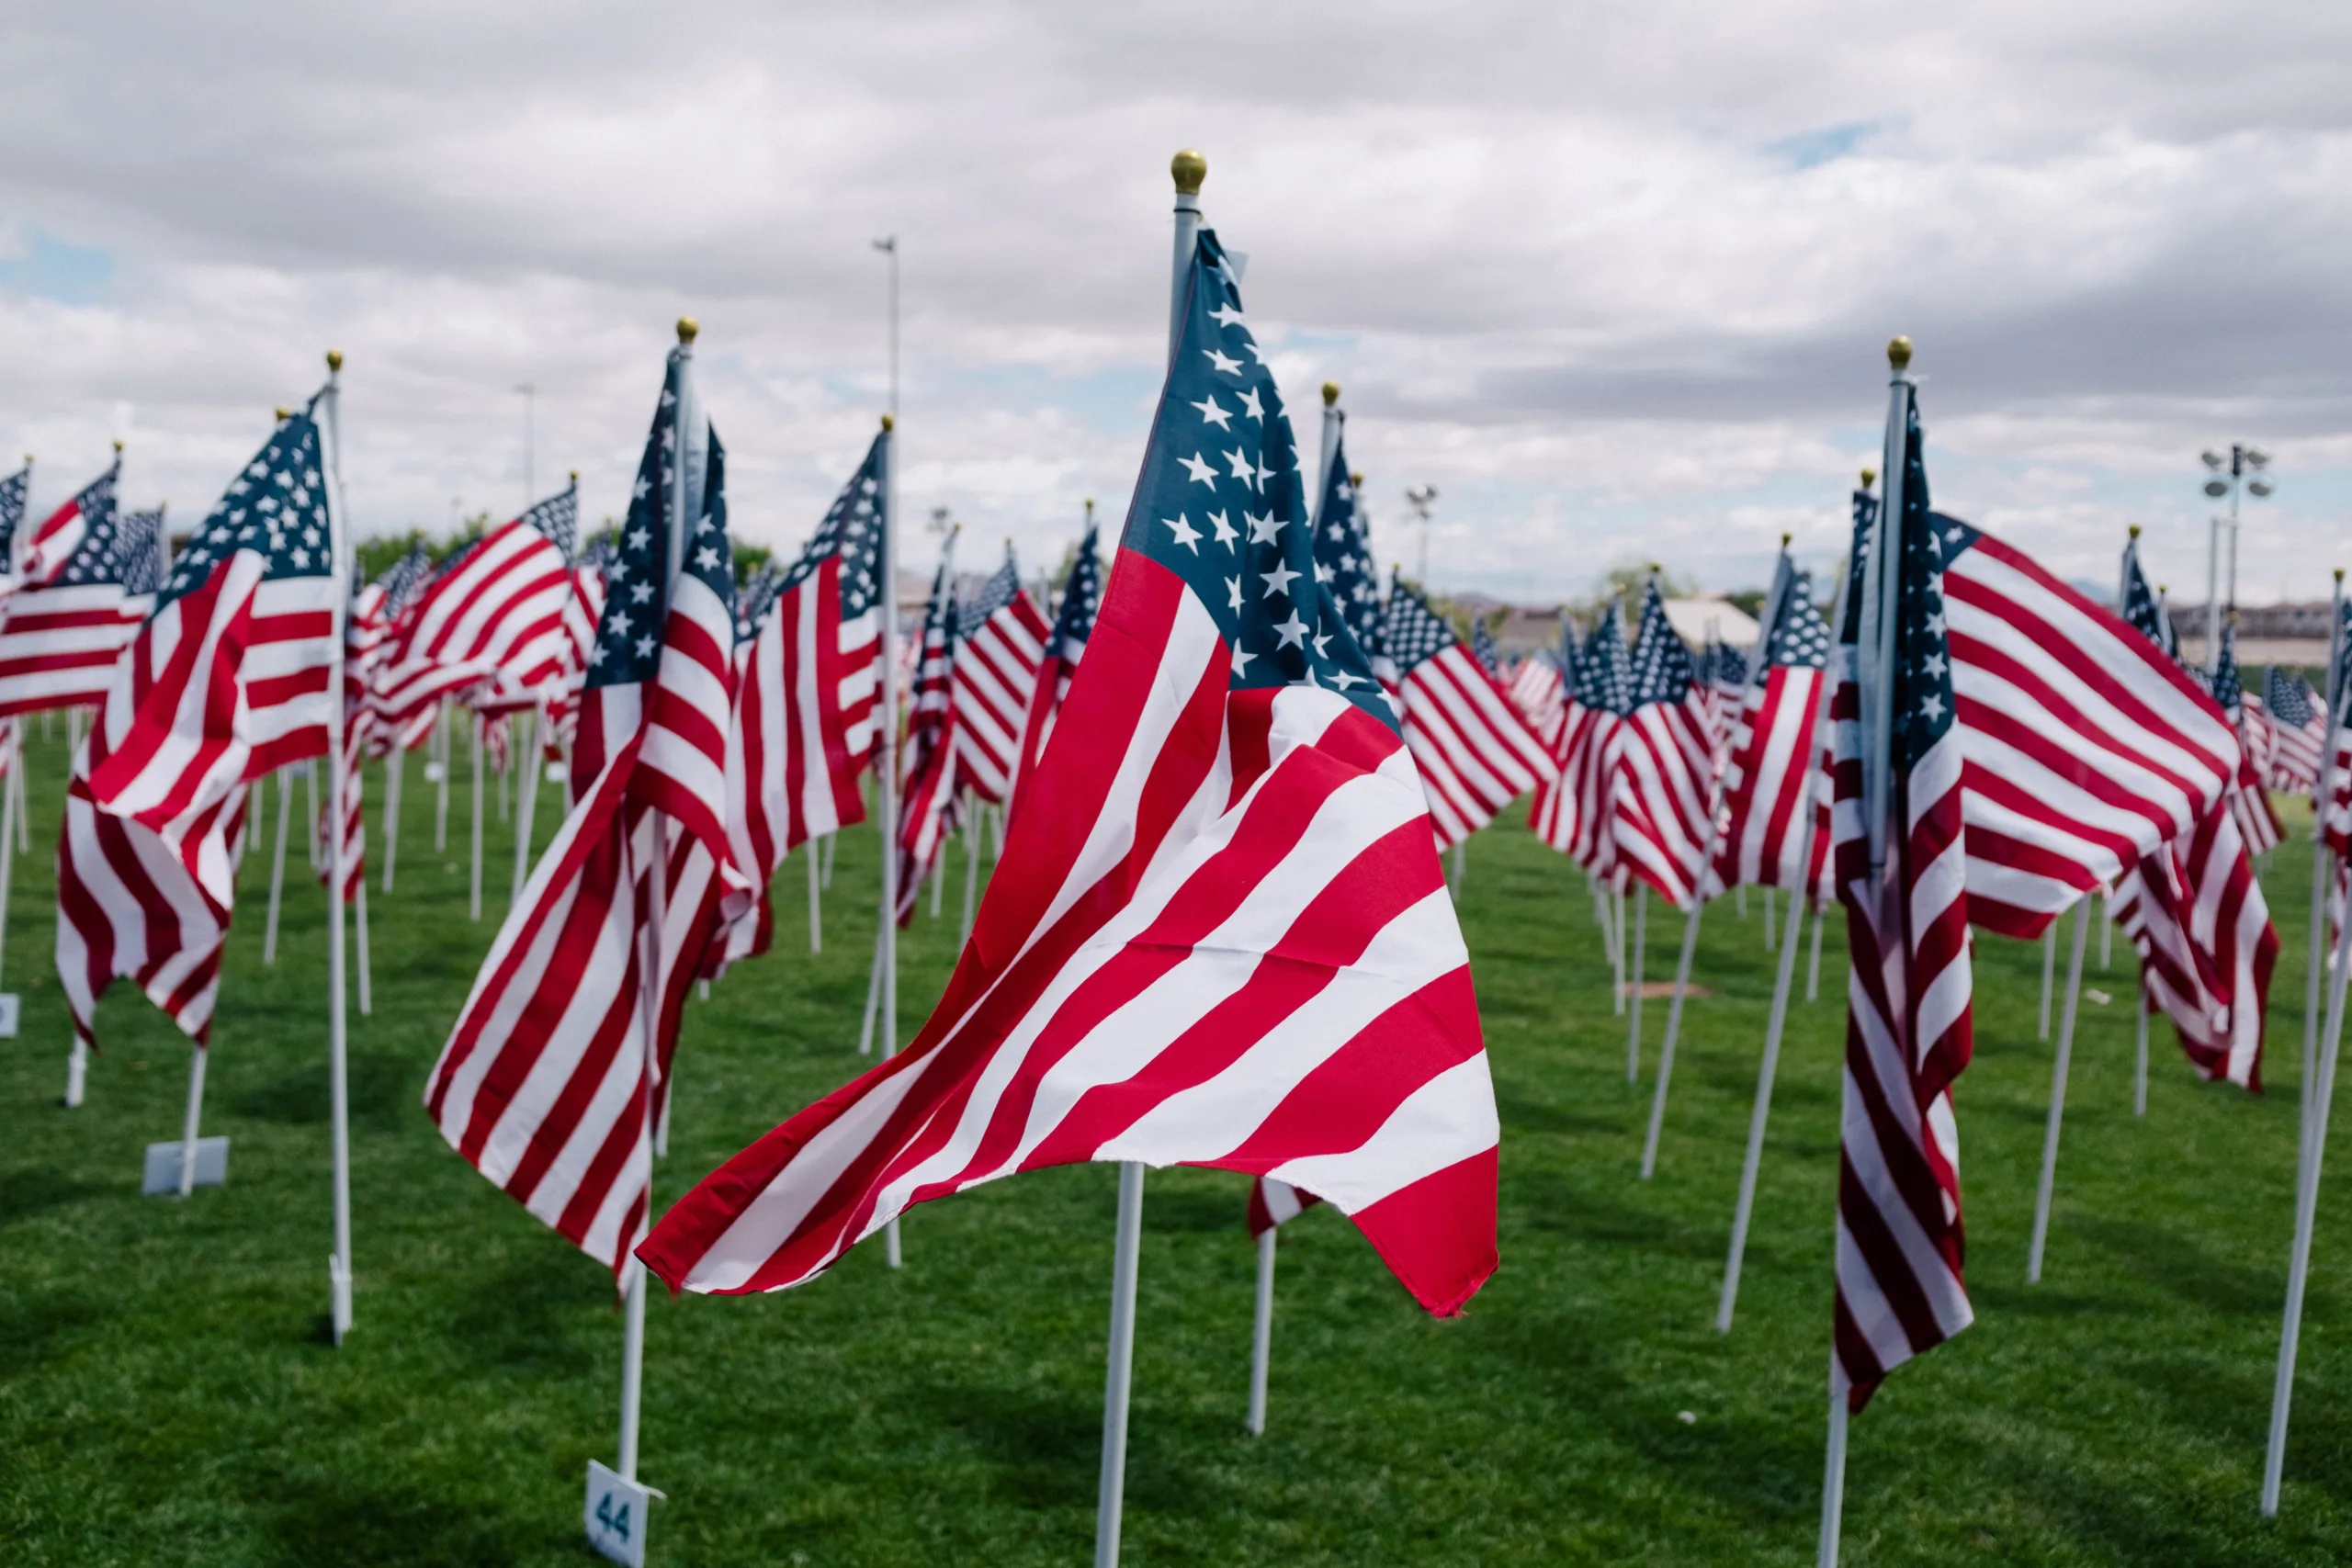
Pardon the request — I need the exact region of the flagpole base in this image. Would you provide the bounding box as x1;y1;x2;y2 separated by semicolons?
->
63;1035;87;1108
329;1254;353;1347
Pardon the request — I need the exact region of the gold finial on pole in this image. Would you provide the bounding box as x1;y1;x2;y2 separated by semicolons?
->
275;407;291;421
1170;150;1207;195
1350;471;1363;488
326;349;344;372
2129;524;2142;539
1322;381;1340;407
112;438;123;454
2337;568;2346;583
1781;531;1792;547
569;468;580;484
1860;467;1876;489
1886;335;1913;371
879;412;894;433
676;317;699;345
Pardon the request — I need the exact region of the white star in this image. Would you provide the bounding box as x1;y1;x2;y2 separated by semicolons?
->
1247;511;1283;545
1238;387;1264;422
630;581;653;604
695;546;719;570
612;609;633;635
1226;576;1243;613
637;634;657;658
1203;347;1243;377
633;474;650;500
1920;693;1945;720
1313;630;1333;659
1233;646;1257;676
1162;513;1203;554
1272;611;1308;649
628;528;650;550
289;547;310;569
1927;611;1947;635
1261;563;1300;599
246;461;269;479
587;642;607;664
1211;303;1247;331
1179;452;1218;487
1207;510;1239;549
1331;669;1362;689
1923;652;1946;677
1314;560;1334;585
1224;446;1256;483
1193;395;1233;431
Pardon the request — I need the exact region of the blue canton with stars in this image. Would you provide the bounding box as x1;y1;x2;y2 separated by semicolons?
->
2119;536;2177;660
1049;524;1102;661
781;434;887;626
1764;570;1831;671
2207;619;2245;713
375;543;431;621
1839;487;1879;648
1888;388;1960;773
734;560;784;643
1574;602;1633;716
2332;599;2352;707
961;545;1023;634
1309;433;1381;654
1709;638;1751;687
2267;666;2315;731
59;498;163;594
587;353;735;687
1121;230;1387;725
164;397;334;609
1626;580;1700;711
1471;619;1501;676
520;479;580;560
1381;577;1465;674
0;459;27;562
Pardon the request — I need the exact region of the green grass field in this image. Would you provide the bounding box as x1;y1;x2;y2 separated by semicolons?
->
6;722;2352;1565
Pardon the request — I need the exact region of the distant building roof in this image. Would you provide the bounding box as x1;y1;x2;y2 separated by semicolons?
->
1662;596;1759;649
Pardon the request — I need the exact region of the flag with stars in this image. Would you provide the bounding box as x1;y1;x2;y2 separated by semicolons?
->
425;344;750;1276
1829;376;1975;1410
0;457;28;576
726;434;888;962
2119;532;2178;662
1707;554;1833;901
1009;519;1102;825
952;545;1052;806
1470;619;1501;677
642;223;1501;1319
893;549;962;925
544;536;611;769
24;451;120;588
1309;434;1381;653
1534;605;1632;873
83;399;338;904
1611;579;1716;909
1379;575;1555;850
2263;667;2324;793
2207;621;2282;853
0;491;163;716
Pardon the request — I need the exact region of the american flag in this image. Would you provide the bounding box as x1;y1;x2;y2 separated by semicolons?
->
424;342;746;1274
371;480;577;737
1309;439;1380;653
951;545;1051;806
894;550;961;924
24;451;120;588
1509;648;1565;733
1379;577;1555;850
1697;636;1748;757
1470;619;1501;677
1009;520;1102;824
1706;557;1832;899
1612;581;1715;908
2265;667;2324;793
82;400;338;906
545;536;610;765
2207;621;2283;854
1246;1175;1319;1239
2118;532;2177;660
639;224;1500;1317
1830;379;1974;1409
0;457;28;566
1536;608;1631;873
0;498;161;715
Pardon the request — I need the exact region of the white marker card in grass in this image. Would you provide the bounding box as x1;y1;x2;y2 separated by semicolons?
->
141;1137;228;1195
424;761;447;783
0;992;19;1037
584;1461;650;1567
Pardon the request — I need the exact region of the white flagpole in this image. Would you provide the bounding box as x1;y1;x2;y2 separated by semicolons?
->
1611;881;1626;1015
433;697;450;852
382;744;404;892
857;915;884;1055
2038;921;2056;1040
821;826;836;889
879;410;903;1262
322;349;355;1344
2098;893;2110;969
2264;866;2352;1514
1807;901;1826;1001
807;838;823;953
1096;146;1204;1568
1818;1361;1850;1568
958;784;981;947
1624;885;1647;1081
264;766;292;964
0;722;17;989
175;1042;209;1198
1762;886;1774;949
2133;959;2150;1116
355;852;372;1016
509;705;541;906
1718;547;1853;1329
1246;1227;1276;1437
2026;896;2092;1283
2304;571;2345;1128
469;709;484;920
305;754;320;870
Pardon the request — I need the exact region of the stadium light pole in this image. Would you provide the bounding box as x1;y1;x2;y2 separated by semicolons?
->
873;233;903;1271
1405;483;1438;583
516;382;536;509
2199;444;2273;674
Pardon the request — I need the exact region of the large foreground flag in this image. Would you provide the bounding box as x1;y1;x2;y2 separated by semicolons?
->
1706;557;1831;899
424;335;746;1272
1379;578;1554;849
642;226;1500;1316
1830;374;1974;1409
951;544;1051;805
1009;521;1102;823
1612;580;1715;908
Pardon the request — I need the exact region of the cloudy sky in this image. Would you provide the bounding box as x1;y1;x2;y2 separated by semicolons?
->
3;1;2347;604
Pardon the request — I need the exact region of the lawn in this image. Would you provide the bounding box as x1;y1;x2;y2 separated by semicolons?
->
6;719;2352;1565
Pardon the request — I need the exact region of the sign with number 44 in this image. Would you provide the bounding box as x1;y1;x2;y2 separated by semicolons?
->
585;1461;654;1566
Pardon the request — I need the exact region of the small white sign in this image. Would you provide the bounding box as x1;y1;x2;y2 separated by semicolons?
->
584;1461;650;1567
0;992;20;1037
142;1136;230;1195
423;761;447;784
545;760;568;784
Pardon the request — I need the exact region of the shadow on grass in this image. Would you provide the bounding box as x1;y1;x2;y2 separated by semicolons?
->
233;1050;416;1131
443;1252;603;1379
0;1166;104;1225
254;1470;543;1568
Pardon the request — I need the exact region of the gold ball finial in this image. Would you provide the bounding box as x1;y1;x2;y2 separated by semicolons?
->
1170;149;1207;196
1781;531;1792;547
275;406;291;421
325;348;344;372
1322;381;1340;407
2129;524;2142;539
1860;467;1876;489
111;438;123;454
1350;470;1363;487
676;316;699;344
2338;568;2346;583
1886;335;1913;371
568;468;580;484
879;412;894;433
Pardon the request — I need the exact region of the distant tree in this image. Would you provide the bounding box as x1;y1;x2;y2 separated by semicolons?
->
731;539;774;584
1725;587;1769;620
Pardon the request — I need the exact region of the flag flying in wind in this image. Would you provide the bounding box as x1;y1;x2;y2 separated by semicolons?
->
731;435;884;871
1470;619;1501;677
1378;577;1555;850
1611;580;1715;908
24;451;120;588
2265;667;2324;793
2118;532;2178;662
641;225;1500;1316
1707;558;1832;899
57;404;334;1053
424;344;745;1274
2207;621;2282;854
1535;609;1631;873
0;497;161;715
1309;438;1380;656
1509;648;1564;734
0;458;28;566
894;550;961;924
1009;521;1102;824
1830;378;1974;1410
951;545;1051;805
